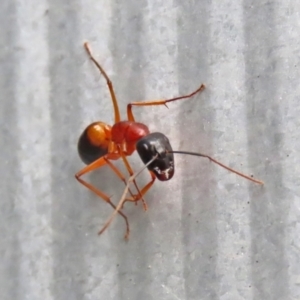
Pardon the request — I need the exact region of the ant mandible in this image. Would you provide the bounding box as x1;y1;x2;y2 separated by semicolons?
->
76;42;264;240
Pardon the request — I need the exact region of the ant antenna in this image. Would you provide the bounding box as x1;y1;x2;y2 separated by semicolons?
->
170;151;264;185
98;154;159;238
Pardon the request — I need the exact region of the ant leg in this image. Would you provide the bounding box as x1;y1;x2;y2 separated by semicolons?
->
75;154;137;239
124;171;156;204
118;146;148;210
83;42;121;123
127;84;205;121
98;155;158;239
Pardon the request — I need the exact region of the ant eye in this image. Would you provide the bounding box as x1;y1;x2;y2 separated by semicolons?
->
155;143;165;155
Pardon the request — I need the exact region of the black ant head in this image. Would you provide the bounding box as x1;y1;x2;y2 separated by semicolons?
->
136;132;175;181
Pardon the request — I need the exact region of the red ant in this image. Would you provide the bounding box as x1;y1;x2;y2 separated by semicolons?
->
76;42;264;239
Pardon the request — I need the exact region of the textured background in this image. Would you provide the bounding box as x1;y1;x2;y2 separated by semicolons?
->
1;0;299;299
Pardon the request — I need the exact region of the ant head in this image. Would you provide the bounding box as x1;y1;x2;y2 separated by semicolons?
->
78;122;111;165
136;132;174;181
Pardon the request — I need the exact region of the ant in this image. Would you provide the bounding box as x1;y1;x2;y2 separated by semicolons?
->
76;42;264;239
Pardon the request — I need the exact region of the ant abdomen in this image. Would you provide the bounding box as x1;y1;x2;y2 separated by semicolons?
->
78;122;111;165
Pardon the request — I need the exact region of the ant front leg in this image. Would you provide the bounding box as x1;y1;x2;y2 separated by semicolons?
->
127;84;205;122
123;171;156;205
118;146;149;211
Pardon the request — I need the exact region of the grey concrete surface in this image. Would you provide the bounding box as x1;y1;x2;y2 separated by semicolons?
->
1;0;299;299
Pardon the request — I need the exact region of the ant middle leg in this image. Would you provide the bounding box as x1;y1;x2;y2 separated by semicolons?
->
127;84;205;121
